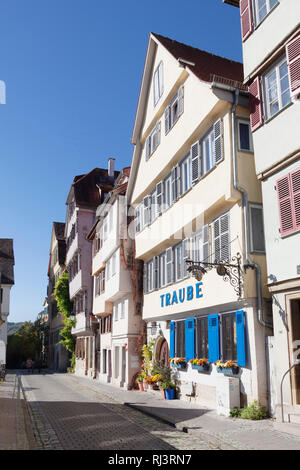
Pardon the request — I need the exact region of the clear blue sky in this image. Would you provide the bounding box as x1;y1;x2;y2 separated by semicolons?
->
0;0;241;323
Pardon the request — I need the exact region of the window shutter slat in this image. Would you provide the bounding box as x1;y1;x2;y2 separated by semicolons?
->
185;318;195;362
286;34;300;99
191;142;200;183
236;310;246;367
208;314;220;363
178;85;184;116
249;77;264;132
170;322;175;358
276;174;295;236
214;119;223;163
240;0;253;42
165;107;170;134
156;181;163;213
291;168;300;229
166;247;173;284
154;256;159;290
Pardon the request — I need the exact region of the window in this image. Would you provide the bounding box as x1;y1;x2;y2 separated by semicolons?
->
264;57;291;119
201;128;215;176
175;320;185;358
174;243;183;281
191;225;209;263
254;0;278;25
221;313;237;362
165;86;184;134
249;204;266;252
145;122;160;160
153;61;163;106
195;317;208;359
159;252;167;288
199;120;223;179
114;304;118;322
213;212;230;263
150;189;157;223
238;119;253;152
163;173;172;210
120;300;125;320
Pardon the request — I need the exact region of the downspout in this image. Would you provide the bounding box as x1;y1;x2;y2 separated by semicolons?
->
231;89;272;329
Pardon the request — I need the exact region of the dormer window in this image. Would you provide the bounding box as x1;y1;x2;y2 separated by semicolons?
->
153;61;164;106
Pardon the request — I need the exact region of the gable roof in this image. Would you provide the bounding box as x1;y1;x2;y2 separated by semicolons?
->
66;167;120;208
0;239;14;285
152;33;244;85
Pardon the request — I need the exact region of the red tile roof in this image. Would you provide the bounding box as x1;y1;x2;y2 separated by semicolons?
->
72;167;119;208
152;33;244;84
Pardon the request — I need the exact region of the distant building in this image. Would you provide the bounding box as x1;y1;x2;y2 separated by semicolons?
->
47;222;69;371
0;239;15;366
65;163;119;377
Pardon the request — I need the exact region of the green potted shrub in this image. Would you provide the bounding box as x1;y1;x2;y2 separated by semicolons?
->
136;374;145;391
161;381;176;400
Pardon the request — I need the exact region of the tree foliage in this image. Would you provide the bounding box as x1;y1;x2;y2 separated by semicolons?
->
6;320;42;368
53;272;76;368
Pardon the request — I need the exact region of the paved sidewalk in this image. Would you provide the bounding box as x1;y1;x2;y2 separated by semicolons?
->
0;373;40;450
65;373;300;450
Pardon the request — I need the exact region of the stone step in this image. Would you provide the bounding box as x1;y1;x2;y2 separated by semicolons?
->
288;413;300;425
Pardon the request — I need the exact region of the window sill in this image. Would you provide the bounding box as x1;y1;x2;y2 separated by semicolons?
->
264;101;293;125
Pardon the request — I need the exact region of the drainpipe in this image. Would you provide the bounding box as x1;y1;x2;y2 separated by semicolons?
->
231;89;272;330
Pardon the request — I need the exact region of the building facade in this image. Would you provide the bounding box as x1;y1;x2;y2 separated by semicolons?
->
66;164;119;377
87;167;144;389
47;222;69;371
127;33;272;412
0;239;14;367
223;0;300;420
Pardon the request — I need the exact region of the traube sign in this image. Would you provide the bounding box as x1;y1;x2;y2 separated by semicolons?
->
160;282;203;307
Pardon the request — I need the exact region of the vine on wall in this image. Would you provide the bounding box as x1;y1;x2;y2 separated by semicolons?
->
53;271;76;370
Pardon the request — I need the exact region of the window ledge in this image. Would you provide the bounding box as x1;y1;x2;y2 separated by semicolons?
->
264;101;293;125
253;2;280;33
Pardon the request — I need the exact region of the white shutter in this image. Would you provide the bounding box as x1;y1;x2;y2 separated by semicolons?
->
191;142;200;184
145;136;150;160
135;204;141;233
171;167;177;203
165;107;170;134
176;163;181;198
202;224;209;262
156;181;163;213
154;256;159;289
143;196;150;227
182;238;189;278
166;247;173;284
214;213;229;262
214;119;223;163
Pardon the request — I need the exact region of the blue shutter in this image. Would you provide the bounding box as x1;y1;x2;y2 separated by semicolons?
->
170;321;175;358
236;310;246;367
208;314;220;363
185;318;195;362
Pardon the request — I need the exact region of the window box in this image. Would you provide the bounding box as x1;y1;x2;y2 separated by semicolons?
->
191;363;210;373
217;367;239;376
170;358;187;370
189;358;210;372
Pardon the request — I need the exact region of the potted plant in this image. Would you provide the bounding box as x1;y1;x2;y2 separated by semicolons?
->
161;381;176;400
189;358;210;372
152;374;165;397
136;374;145;391
170;357;187;370
215;360;239;375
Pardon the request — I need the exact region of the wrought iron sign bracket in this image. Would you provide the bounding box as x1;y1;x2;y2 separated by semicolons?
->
186;252;244;300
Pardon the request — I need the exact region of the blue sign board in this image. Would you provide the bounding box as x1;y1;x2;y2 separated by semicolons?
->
160;282;203;307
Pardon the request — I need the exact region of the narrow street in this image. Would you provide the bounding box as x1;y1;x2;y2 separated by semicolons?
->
19;371;212;451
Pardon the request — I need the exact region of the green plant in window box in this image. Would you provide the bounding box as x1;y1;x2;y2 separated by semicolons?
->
189;358;210;372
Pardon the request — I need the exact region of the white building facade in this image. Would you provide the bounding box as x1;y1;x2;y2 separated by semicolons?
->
88;167;144;389
224;0;300;420
0;239;14;367
127;33;272;412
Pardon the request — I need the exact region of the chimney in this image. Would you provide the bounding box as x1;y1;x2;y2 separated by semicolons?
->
108;158;115;179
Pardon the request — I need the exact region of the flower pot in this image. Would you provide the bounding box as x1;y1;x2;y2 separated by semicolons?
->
160;389;165;399
165;389;176;400
217;367;239;375
191;364;209;372
138;382;144;391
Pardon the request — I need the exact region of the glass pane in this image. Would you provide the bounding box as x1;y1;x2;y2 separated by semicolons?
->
281;90;291;108
251;207;265;252
205;139;211;172
279;61;288;79
269;0;278;9
280;75;289;93
239;123;250;150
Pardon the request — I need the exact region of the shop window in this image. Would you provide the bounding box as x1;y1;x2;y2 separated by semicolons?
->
221;312;237;362
195;317;208;359
174;320;185;358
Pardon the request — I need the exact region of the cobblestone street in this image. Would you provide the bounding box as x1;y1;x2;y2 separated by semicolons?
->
20;372;213;451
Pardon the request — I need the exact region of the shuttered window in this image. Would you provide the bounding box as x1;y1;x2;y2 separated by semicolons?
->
153;61;164;106
276;168;300;237
175;320;185;358
221;313;237;362
213;212;230;263
180;152;192;194
195;317;208;359
191;142;200;184
145;121;160;160
249;204;266;252
191;224;209;263
286;34;300;99
185;318;195;362
165;86;184;134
